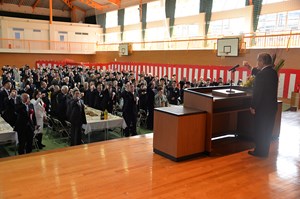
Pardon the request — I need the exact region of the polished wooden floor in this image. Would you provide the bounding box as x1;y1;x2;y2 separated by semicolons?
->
0;111;299;199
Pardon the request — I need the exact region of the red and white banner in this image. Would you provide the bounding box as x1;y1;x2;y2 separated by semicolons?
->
36;60;300;99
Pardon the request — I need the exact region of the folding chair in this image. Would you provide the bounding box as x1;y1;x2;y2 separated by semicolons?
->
32;133;40;152
51;118;71;139
138;109;148;128
44;115;54;135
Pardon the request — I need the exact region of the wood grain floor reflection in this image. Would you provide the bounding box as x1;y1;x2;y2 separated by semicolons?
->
0;111;299;199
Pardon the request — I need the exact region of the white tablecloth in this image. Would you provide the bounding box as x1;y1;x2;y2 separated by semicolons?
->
82;107;125;135
0;117;18;144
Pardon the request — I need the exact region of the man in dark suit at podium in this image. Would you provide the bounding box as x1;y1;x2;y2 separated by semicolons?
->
248;53;278;157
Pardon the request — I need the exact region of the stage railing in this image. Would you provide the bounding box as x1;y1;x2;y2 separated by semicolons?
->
1;31;300;53
0;38;96;53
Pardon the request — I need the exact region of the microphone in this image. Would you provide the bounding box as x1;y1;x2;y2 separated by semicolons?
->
228;64;240;72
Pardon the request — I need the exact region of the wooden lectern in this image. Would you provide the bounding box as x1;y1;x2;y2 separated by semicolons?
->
153;86;282;160
184;86;282;153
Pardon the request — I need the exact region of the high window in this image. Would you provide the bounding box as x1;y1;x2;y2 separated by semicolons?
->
175;0;200;18
106;10;118;28
208;18;245;36
257;10;300;32
124;5;140;25
146;1;166;22
212;0;245;12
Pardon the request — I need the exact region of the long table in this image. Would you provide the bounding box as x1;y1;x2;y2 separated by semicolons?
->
0;117;18;154
82;107;125;143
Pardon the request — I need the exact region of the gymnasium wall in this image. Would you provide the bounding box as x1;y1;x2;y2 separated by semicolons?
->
92;48;300;70
0;53;93;67
1;48;299;70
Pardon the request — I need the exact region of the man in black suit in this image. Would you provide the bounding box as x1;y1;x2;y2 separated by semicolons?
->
2;88;20;127
122;83;138;137
69;89;86;146
56;85;70;124
0;80;12;115
167;81;180;105
248;53;278;158
39;81;50;114
14;93;37;155
94;83;105;110
147;81;155;130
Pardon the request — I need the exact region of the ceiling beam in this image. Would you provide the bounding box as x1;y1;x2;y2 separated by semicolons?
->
107;0;120;7
18;0;24;7
73;5;86;14
61;0;74;9
77;0;105;11
32;0;41;10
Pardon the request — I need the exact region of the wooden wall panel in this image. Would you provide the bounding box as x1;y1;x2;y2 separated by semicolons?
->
92;48;300;70
0;53;93;68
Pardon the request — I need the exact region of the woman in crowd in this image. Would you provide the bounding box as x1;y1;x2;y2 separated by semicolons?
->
30;90;46;149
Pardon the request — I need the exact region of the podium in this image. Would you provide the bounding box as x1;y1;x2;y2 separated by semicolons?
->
184;86;282;153
153;86;282;159
153;106;206;161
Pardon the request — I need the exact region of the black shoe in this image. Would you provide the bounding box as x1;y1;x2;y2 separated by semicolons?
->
38;144;46;149
248;150;268;158
248;150;256;156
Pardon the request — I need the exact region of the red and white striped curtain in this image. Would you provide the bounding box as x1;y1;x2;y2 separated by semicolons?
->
36;60;300;99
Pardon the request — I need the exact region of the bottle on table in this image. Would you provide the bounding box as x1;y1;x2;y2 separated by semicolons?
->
100;111;104;120
104;109;108;120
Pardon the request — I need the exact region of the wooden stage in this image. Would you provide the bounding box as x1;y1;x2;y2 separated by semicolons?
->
0;111;300;199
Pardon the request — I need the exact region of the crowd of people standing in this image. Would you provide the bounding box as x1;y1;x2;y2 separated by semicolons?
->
0;64;231;154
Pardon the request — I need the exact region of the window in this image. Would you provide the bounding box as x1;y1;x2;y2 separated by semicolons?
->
75;32;89;35
287;10;300;30
59;35;64;42
12;28;24;31
106;10;118;28
208;18;245;36
212;0;245;12
15;32;21;40
175;0;200;18
172;24;199;39
123;30;141;42
145;27;168;41
147;1;165;22
105;32;120;43
125;5;140;25
257;10;300;33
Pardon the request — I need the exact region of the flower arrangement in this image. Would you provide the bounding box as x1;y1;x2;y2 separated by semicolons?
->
243;75;255;87
272;53;285;73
